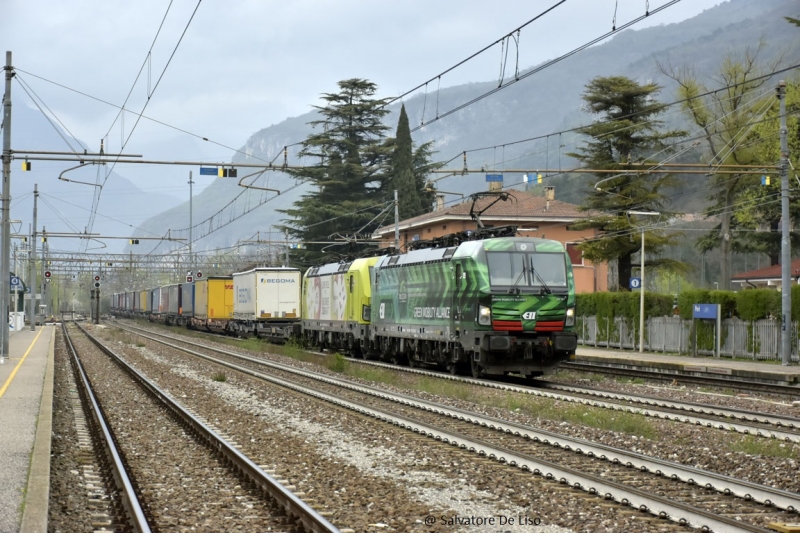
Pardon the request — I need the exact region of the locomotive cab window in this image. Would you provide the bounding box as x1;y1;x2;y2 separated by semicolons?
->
349;275;354;293
486;252;567;288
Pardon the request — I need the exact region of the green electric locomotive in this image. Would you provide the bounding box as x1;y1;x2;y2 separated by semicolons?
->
370;234;577;378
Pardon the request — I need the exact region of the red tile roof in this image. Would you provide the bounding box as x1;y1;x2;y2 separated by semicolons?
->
374;190;594;236
731;259;800;281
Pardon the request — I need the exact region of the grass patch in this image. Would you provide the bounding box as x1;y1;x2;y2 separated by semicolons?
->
212;371;227;382
728;435;799;458
553;370;606;383
326;353;348;373
342;365;403;386
616;377;645;385
415;377;477;402
537;402;658;439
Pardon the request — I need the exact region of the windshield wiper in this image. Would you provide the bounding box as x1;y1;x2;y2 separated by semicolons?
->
530;257;552;294
508;261;528;294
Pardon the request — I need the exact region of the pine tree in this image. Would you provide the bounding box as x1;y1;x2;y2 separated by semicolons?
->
279;79;392;266
568;76;686;290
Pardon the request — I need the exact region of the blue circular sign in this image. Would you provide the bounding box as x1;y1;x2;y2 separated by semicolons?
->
629;277;641;289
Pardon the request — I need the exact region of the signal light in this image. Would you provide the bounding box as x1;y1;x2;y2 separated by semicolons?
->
196;271;202;279
217;168;237;178
22;161;31;171
94;282;100;289
186;276;193;283
130;239;140;244
94;275;100;281
44;271;51;278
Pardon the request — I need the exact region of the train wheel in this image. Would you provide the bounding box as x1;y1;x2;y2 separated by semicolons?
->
470;359;484;379
447;362;460;376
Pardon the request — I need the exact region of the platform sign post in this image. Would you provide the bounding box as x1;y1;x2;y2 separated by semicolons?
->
692;303;721;357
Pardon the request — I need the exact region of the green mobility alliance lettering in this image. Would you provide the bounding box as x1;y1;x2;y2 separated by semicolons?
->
413;306;451;319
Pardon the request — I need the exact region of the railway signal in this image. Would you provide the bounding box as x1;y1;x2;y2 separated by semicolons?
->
196;271;202;279
94;275;100;281
186;276;193;283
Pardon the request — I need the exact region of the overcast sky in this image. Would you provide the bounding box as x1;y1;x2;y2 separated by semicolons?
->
3;0;725;168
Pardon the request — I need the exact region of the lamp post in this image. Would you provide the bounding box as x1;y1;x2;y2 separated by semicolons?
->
627;211;660;353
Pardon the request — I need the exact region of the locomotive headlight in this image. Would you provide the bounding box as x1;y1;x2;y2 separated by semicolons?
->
478;305;492;326
565;306;575;326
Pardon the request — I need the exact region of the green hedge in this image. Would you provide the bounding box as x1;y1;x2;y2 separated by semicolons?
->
579;286;800;321
577;292;673;322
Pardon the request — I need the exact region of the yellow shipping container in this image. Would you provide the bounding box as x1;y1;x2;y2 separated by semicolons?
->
195;277;234;319
139;290;148;313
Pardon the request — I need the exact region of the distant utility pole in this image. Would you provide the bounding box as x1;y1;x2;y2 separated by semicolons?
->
394;190;399;250
1;51;13;362
779;80;792;366
188;170;193;276
29;184;37;331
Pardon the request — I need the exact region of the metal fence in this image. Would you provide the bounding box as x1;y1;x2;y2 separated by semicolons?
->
576;316;800;362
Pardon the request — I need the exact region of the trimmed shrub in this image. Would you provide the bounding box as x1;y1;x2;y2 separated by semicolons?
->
736;289;780;321
577;291;674;321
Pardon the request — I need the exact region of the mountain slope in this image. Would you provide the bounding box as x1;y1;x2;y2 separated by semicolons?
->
132;0;800;254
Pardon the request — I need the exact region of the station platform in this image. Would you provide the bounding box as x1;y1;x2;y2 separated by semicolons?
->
572;345;800;389
0;326;55;533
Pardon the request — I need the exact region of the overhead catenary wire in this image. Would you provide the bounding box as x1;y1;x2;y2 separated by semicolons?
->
102;0;176;142
409;0;684;133
383;0;567;109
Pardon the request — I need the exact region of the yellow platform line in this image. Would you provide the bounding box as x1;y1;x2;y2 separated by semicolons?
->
0;329;46;400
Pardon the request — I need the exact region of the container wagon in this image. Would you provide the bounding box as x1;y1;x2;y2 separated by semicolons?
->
191;277;234;333
230;267;301;340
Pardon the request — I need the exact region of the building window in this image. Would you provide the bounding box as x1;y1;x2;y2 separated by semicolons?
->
566;243;583;266
442;225;447;230
428;228;432;233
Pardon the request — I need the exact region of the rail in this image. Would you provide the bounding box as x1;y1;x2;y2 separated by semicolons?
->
73;322;340;533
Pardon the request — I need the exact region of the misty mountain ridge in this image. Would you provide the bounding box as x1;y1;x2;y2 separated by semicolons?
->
21;0;795;257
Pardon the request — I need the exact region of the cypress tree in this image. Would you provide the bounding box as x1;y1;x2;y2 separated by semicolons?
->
388;105;422;220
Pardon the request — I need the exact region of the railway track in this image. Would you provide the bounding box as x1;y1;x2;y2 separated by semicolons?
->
560;361;800;397
335;348;800;443
114;321;800;533
119;320;800;441
64;322;340;533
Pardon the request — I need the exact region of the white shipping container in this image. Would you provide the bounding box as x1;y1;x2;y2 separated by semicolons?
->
233;267;301;320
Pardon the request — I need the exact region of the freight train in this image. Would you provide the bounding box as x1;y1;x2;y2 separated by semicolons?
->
111;233;577;378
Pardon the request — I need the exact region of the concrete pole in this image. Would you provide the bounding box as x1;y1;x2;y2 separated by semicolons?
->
40;226;45;322
29;184;36;330
394;189;400;250
188;170;193;275
284;230;289;267
639;226;645;354
1;51;12;362
779;81;792;366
